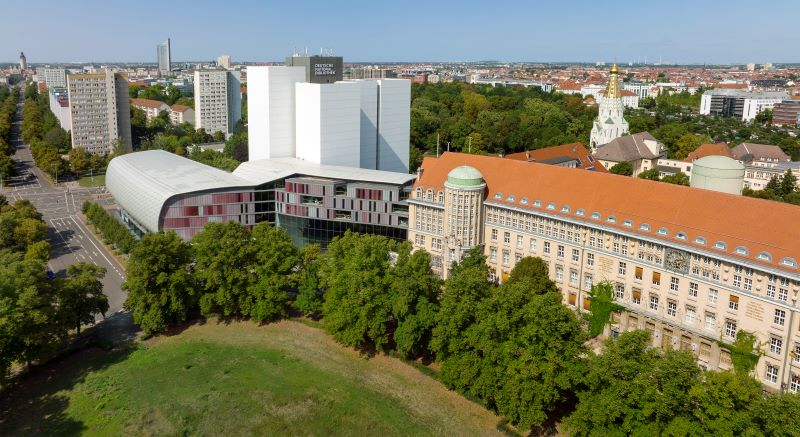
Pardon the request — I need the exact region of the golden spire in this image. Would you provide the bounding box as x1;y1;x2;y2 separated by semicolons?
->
606;63;620;99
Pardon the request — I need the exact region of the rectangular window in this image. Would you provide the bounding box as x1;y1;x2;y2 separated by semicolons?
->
652;271;661;285
685;306;696;324
724;319;737;338
586;252;594;266
635;266;643;280
779;288;788;302
743;278;752;291
667;300;677;317
515;253;522;263
516;235;523;249
502;251;510;266
632;288;642;305
649;294;659;311
615;283;624;299
670;277;680;292
529;239;537;253
733;275;742;288
795;344;800;364
557;245;565;258
689;282;698;297
729;294;739;311
766;364;779;384
705;312;716;330
491;229;497;241
767;284;776;298
791;374;800;393
503;232;511;244
708;289;718;304
619;262;627;275
775;309;786;326
555;265;564;281
490;248;497;262
543;242;551;254
584;274;593;290
770;337;783;355
572;249;580;262
700;342;711;358
570;270;578;287
569;293;577;306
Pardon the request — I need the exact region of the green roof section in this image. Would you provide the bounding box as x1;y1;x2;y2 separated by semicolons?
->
446;165;484;187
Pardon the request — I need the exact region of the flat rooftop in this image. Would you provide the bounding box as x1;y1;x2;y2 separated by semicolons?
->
233;158;416;186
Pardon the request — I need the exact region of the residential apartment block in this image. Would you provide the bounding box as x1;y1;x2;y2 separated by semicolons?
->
700;89;789;121
66;70;132;154
409;152;800;391
36;67;67;88
193;70;241;137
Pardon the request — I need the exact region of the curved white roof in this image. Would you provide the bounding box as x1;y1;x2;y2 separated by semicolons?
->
106;150;254;232
233;157;416;186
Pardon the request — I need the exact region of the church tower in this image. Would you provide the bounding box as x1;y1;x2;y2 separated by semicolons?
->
589;64;629;150
18;52;27;71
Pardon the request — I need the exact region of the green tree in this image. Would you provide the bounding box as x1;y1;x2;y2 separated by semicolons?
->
246;222;298;322
673;133;712;160
68;147;90;175
320;232;395;351
754;108;773;125
689;370;762;436
293;244;324;318
778;169;797;198
24;240;50;263
0;153;14;183
661;171;690;186
585;281;623;337
387;243;440;358
193;221;256;318
608;161;633;176
58;262;108;334
565;330;700;436
637;167;661;181
123;231;196;335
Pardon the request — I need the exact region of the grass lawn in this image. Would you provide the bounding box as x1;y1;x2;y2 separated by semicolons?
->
0;320;506;436
77;174;105;187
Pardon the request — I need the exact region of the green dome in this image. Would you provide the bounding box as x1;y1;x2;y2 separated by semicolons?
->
446;165;484;188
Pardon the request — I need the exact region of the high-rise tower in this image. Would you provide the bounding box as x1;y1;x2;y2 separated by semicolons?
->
157;39;171;73
18;52;27;71
589;63;629;149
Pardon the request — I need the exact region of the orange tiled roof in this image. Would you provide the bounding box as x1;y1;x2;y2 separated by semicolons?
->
170;104;191;112
414;152;800;274
685;143;733;162
505;143;607;172
131;98;168;109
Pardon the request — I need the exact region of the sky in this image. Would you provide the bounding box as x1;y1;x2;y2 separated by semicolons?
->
2;0;799;65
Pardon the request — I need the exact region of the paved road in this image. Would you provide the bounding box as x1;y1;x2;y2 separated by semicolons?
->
3;90;127;319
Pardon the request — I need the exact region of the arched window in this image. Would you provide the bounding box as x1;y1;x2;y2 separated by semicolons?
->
734;246;749;256
676;232;687;240
694;236;706;245
657;227;668;236
781;257;797;268
757;252;772;262
714;241;727;251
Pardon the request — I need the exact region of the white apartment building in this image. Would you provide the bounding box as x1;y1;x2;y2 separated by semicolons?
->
700;89;789;121
193;70;241;137
47;87;71;131
36;67;67;88
67;70;132;154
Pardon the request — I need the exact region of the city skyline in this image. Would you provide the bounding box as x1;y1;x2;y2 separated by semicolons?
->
2;0;799;64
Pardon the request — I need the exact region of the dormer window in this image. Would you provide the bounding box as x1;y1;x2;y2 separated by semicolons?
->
494;192;502;199
657;227;668;236
676;232;687;240
533;200;542;207
561;205;570;213
546;202;556;210
520;197;529;205
576;208;585;216
757;252;772;262
639;223;651;231
714;241;727;251
781;257;797;268
694;237;706;245
607;216;616;224
591;212;600;220
507;195;515;202
734;246;749;256
623;220;633;227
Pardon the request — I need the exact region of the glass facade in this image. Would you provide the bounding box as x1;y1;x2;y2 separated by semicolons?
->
278;214;407;248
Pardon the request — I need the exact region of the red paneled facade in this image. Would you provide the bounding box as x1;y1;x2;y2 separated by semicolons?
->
161;190;255;239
